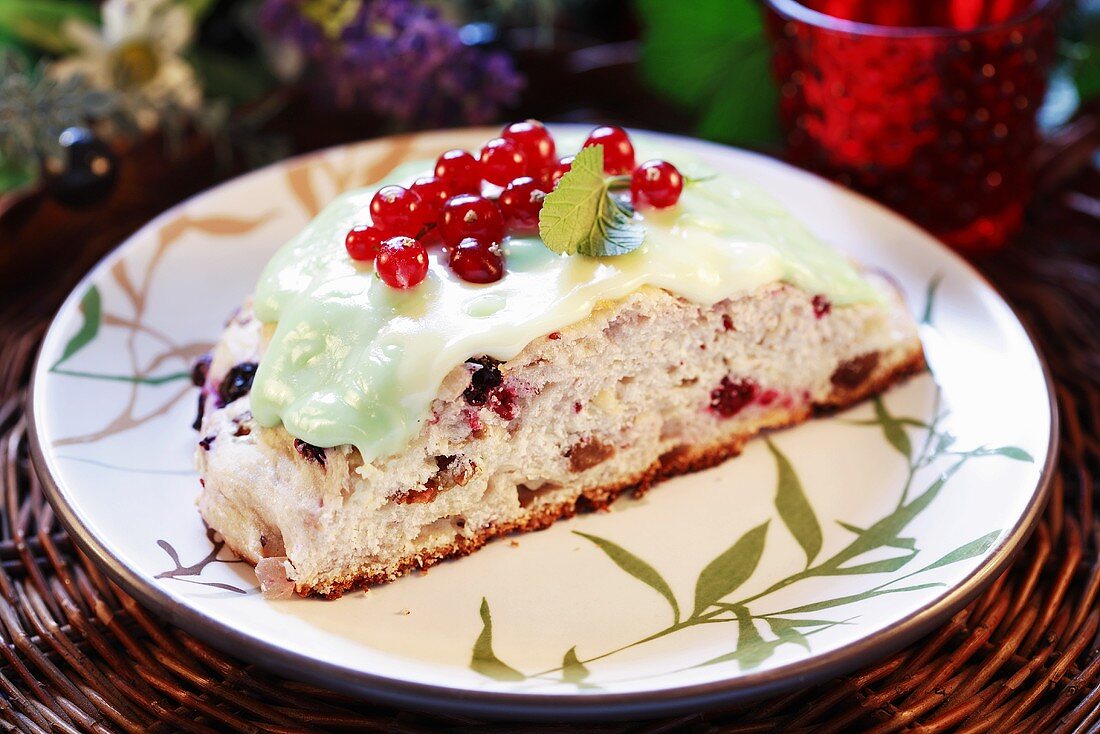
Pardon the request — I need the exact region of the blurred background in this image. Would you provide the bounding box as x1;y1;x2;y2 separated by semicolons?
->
1;0;1098;308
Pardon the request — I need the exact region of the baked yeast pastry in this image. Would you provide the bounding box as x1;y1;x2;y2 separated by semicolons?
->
193;125;925;598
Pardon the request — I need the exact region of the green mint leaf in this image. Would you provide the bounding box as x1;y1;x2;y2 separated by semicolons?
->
538;146;645;258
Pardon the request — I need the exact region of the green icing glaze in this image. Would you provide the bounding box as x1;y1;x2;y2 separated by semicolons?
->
251;139;883;461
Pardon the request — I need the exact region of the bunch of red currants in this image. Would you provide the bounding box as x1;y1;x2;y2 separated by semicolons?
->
345;121;685;289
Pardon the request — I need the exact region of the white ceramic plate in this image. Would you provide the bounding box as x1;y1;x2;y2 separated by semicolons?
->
29;127;1056;721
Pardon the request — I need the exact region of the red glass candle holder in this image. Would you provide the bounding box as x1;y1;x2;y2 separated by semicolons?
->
763;0;1059;252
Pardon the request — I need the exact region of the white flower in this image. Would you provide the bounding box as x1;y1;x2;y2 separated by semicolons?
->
52;0;202;131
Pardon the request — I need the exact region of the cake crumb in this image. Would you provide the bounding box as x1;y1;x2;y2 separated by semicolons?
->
397;608;411;615
509;540;520;547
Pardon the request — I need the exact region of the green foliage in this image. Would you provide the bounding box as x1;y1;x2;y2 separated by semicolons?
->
189;49;277;108
0;155;33;193
1062;3;1100;102
178;0;221;21
537;146;644;257
300;0;362;40
635;0;779;147
0;52;122;170
0;0;99;55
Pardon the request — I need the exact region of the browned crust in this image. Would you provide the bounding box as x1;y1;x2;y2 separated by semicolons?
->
261;345;926;599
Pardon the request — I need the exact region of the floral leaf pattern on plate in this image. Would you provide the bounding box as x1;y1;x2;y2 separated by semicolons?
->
575;530;681;623
51;286;101;369
693;522;770;617
28;129;1050;708
470;598;524;682
767;438;821;568
469;378;1032;682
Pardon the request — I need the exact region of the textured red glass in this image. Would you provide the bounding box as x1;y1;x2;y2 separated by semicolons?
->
763;0;1059;251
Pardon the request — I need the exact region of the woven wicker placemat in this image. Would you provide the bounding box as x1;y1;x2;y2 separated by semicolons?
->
0;128;1097;733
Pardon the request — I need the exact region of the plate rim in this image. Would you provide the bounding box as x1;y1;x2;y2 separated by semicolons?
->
27;126;1059;722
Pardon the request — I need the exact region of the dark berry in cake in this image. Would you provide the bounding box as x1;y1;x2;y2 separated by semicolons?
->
812;295;832;319
488;385;517;420
709;376;758;418
191;353;212;387
463;356;503;406
294;439;327;467
219;362;258;405
192;393;206;431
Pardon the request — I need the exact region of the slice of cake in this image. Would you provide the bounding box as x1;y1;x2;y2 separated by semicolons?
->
193;123;925;599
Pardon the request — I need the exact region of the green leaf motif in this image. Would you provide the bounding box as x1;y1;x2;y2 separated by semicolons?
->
767;439;821;568
771;582;944;615
731;607;772;670
989;446;1033;462
874;397;912;461
828;551;916;576
845;417;929;429
921;274;943;325
537;146;644;258
764;617;839;651
469;598;524;681
698;607;778;669
51;286;101;370
693;521;768;617
830;460;966;568
574;531;680;623
836;522;916;551
561;646;591;685
917;530;1000;574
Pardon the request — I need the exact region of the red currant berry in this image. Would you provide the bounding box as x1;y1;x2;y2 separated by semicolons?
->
583;125;635;175
630;159;684;209
542;155;574;190
478;137;527;187
410;176;450;220
370;185;424;235
434;149;481;194
439;194;505;248
499;176;547;229
375;236;429;289
449;238;505;284
345;225;385;261
501;120;555;174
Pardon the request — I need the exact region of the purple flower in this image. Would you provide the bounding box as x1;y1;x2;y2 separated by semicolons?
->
259;0;524;126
